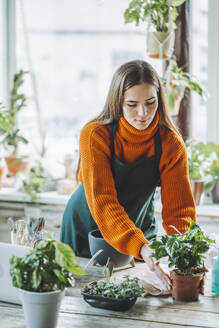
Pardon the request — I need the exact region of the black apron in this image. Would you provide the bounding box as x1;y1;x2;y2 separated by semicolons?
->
60;121;162;258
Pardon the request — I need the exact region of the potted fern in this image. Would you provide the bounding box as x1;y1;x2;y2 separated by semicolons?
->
124;0;187;59
0;102;14;187
10;239;86;328
3;70;29;176
150;222;215;301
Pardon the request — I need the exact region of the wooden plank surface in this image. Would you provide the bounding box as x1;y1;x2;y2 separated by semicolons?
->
1;257;219;328
0;306;197;328
61;296;219;328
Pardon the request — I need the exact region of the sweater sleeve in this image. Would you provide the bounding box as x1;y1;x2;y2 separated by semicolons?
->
79;123;148;260
160;129;196;234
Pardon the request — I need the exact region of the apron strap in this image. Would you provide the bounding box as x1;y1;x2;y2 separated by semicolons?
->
110;121;162;184
154;129;162;185
110;121;118;158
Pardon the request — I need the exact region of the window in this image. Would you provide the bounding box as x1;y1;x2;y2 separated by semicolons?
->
191;0;208;141
15;0;162;177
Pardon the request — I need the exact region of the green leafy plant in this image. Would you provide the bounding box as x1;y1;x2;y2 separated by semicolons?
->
82;275;144;300
185;139;219;190
150;222;215;276
124;0;186;31
1;70;29;155
0;102;14;137
23;164;49;202
185;139;207;181
162;58;205;115
10;239;86;292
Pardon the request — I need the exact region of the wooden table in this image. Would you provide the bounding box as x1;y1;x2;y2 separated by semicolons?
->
1;258;219;328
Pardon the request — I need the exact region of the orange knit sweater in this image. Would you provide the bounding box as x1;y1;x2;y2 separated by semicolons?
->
78;112;196;260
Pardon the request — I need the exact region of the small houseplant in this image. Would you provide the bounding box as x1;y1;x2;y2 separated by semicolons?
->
82;262;144;311
185;139;219;204
150;222;215;301
0;102;14;187
23;164;50;202
10;239;86;328
2;70;29;176
162;57;205;116
124;0;187;58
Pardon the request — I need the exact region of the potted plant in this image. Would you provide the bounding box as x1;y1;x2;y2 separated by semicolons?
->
185;139;219;204
202;143;219;203
82;262;144;311
149;222;215;301
185;139;206;205
23;164;51;202
124;0;187;59
209;160;219;203
2;70;29;176
162;57;205;116
0;102;14;187
10;239;86;328
88;229;134;275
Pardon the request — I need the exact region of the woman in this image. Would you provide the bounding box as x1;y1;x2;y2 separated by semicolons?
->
60;60;196;286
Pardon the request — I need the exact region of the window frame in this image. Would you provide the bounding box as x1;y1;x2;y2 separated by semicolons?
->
207;0;219;143
1;0;16;108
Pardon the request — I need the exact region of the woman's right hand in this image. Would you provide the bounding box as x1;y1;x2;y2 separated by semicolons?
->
140;244;172;291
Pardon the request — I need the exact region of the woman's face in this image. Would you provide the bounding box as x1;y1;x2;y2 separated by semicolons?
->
122;83;158;130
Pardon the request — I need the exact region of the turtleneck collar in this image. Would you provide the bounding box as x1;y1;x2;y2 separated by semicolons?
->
117;111;159;143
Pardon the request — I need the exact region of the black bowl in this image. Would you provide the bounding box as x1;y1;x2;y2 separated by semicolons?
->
88;229;133;267
81;283;137;311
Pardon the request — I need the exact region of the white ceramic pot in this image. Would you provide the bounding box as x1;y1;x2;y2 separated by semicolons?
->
19;289;65;328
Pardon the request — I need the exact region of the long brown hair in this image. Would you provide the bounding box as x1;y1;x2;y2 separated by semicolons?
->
76;59;179;181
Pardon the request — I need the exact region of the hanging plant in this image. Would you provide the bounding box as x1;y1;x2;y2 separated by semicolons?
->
124;0;186;31
162;58;206;115
124;0;187;59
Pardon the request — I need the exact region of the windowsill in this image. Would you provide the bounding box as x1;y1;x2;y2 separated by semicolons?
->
0;188;70;205
0;188;219;219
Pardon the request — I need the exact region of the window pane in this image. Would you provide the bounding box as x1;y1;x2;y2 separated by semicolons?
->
16;0;162;177
191;0;208;141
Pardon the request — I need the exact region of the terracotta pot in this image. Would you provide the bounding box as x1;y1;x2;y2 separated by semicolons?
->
0;166;4;188
190;180;203;205
212;181;219;203
5;156;30;176
170;270;204;302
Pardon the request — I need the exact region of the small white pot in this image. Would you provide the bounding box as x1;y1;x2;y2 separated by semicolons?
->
19;289;65;328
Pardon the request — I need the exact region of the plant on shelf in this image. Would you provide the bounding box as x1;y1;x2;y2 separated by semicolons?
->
162;57;205;116
23;164;50;202
10;239;86;328
2;70;29;176
185;139;219;204
0;102;14;136
81;258;144;311
0;102;14;187
150;222;215;301
124;0;187;58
